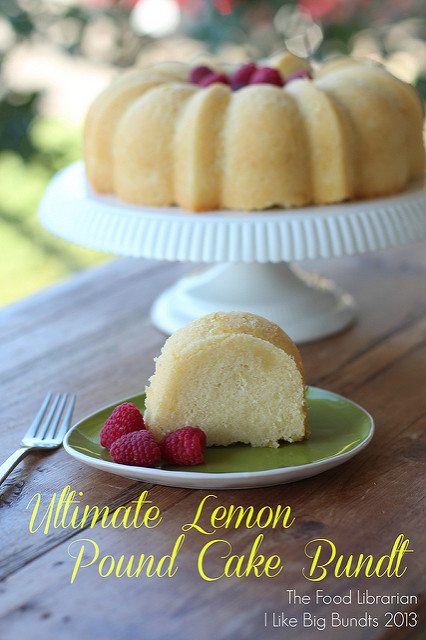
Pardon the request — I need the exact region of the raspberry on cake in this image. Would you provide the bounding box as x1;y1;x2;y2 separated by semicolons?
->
144;311;308;448
84;51;425;212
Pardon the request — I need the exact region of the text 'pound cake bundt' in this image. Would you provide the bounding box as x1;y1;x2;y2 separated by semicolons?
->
84;51;425;213
143;311;308;448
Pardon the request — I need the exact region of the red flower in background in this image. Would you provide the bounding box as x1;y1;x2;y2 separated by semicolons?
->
299;0;371;22
212;0;240;15
298;0;338;19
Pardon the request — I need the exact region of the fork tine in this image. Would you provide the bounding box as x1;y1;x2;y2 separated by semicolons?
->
1;392;76;486
44;393;68;439
23;392;53;440
55;394;76;441
37;392;62;439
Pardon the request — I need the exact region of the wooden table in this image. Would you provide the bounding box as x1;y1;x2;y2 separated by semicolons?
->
0;243;425;640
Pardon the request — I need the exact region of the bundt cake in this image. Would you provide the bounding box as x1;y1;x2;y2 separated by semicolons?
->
84;52;425;213
143;311;308;448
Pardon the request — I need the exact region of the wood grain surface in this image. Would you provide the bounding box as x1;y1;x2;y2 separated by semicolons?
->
0;243;425;640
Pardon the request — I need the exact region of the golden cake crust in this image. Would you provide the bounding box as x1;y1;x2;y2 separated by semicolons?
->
84;52;425;212
144;311;308;448
161;310;305;374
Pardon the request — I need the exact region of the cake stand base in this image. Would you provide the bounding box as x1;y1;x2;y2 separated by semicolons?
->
150;262;356;342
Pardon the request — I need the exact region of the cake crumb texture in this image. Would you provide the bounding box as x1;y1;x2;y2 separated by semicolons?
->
144;311;308;448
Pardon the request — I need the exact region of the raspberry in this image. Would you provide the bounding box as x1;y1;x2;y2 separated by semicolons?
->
249;66;284;87
198;72;230;88
100;402;145;449
230;62;258;90
160;426;207;466
189;65;213;84
286;69;312;83
110;431;161;467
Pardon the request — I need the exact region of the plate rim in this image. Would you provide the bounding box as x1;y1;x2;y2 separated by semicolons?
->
63;386;374;487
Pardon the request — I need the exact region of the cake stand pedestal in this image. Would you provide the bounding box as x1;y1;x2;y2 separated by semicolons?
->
39;162;426;343
150;262;355;342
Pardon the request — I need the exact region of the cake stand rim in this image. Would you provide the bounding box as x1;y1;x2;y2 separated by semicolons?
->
38;161;426;263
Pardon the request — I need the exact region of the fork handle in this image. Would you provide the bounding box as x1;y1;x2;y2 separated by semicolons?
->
0;447;31;486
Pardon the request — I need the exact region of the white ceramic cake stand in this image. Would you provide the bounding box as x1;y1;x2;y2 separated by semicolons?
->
39;162;426;342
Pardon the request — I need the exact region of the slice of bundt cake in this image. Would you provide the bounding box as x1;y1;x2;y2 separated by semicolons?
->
144;311;308;448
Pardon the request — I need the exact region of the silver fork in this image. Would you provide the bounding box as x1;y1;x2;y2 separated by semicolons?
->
0;392;76;486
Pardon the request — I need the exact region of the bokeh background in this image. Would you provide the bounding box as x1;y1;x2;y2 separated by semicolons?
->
1;0;425;307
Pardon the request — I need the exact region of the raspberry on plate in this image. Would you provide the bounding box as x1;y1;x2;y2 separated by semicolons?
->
160;426;207;466
110;430;161;467
100;402;145;449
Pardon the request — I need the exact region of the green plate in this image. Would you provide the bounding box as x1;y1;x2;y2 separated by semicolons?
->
64;387;374;489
